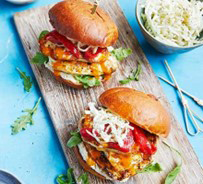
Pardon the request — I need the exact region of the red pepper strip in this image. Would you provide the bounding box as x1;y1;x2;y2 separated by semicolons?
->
104;124;112;134
45;34;61;45
83;47;104;60
131;124;157;155
108;129;134;153
80;127;135;153
45;30;80;58
80;128;99;142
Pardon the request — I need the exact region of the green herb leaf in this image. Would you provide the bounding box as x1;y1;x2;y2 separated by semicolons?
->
75;75;101;88
133;62;142;81
16;67;32;92
67;168;75;184
38;30;49;40
56;168;76;184
119;77;132;84
111;48;132;61
137;163;162;174
163;141;182;184
67;131;82;148
31;52;49;65
56;174;68;184
78;173;89;184
70;131;80;136
119;62;142;84
165;166;181;184
11;97;41;135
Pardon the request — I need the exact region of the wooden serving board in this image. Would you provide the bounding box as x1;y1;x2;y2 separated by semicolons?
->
14;1;203;183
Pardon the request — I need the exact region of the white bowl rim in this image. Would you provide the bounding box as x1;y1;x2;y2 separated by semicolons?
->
6;0;35;4
135;0;203;49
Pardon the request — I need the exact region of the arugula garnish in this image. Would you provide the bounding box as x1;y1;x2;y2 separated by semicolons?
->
163;141;182;184
56;168;76;184
75;75;101;88
137;142;182;184
56;168;89;184
16;67;32;92
67;131;82;148
119;62;142;84
38;30;49;40
11;97;41;135
78;173;89;184
31;52;49;65
137;163;162;174
111;48;132;61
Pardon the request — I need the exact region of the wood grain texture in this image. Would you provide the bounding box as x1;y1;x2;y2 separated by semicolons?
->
14;1;203;183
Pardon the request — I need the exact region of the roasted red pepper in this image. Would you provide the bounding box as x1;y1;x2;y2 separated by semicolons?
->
45;30;80;58
80;128;99;142
80;127;134;153
83;47;104;60
131;124;157;155
45;34;61;45
104;124;112;134
80;124;156;154
108;129;134;153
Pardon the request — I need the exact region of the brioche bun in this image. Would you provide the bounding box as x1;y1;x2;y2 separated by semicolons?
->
49;0;118;47
99;87;171;137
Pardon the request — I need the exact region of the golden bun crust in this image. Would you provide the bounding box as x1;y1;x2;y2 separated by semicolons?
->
99;87;171;137
73;146;106;180
54;75;83;89
49;0;118;47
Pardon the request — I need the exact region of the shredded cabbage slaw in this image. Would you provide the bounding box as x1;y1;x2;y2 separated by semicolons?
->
141;0;203;47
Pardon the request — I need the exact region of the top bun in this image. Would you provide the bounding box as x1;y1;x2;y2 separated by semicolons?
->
99;87;171;137
49;0;118;47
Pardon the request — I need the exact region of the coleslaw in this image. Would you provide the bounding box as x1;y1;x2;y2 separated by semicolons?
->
141;0;203;47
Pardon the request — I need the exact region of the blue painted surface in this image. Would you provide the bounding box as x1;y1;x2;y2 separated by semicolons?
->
0;0;202;183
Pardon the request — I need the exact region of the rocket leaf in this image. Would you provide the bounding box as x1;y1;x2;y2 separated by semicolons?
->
16;67;32;92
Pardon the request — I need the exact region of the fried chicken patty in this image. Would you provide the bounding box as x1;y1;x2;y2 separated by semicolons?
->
83;142;153;181
47;58;118;76
39;38;118;77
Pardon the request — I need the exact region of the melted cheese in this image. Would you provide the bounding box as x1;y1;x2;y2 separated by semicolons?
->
107;151;143;175
78;142;151;182
78;142;113;180
85;103;134;147
44;57;81;84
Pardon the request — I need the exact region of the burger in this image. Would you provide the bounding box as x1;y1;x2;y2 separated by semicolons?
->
31;0;131;89
68;87;171;181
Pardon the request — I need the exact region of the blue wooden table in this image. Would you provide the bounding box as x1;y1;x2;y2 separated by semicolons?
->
0;0;203;183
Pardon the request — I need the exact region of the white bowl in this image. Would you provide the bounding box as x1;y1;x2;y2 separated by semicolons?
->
135;0;203;54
